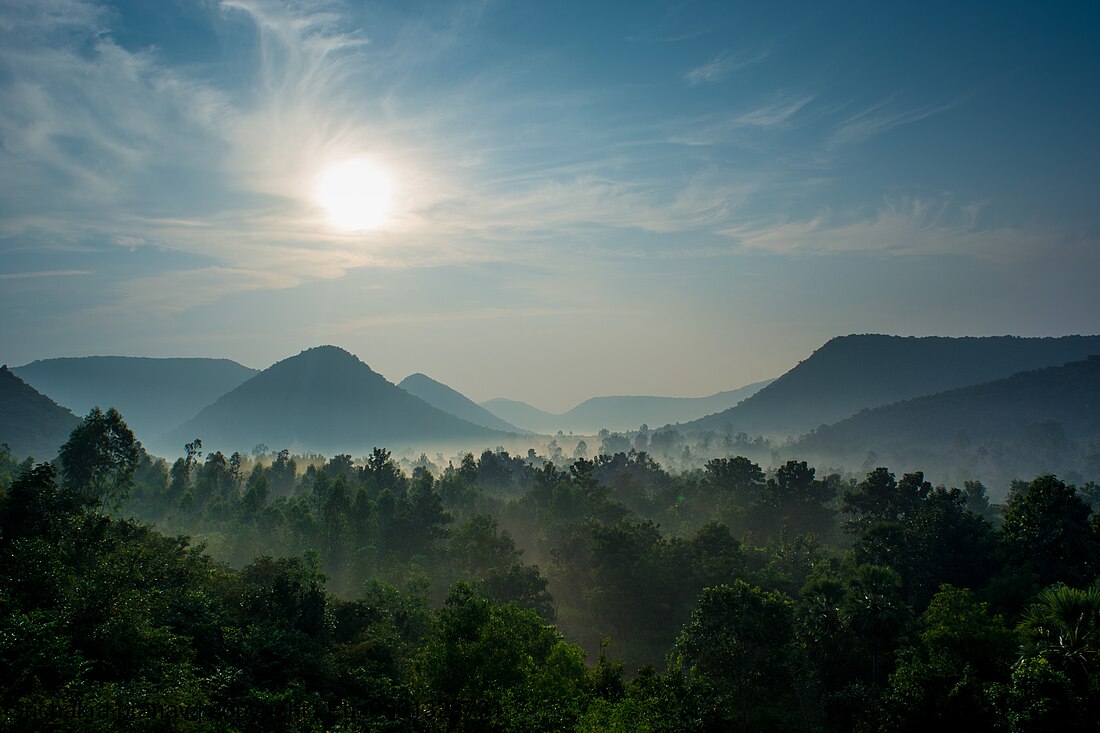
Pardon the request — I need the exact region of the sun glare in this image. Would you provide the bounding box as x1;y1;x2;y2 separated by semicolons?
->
314;158;394;231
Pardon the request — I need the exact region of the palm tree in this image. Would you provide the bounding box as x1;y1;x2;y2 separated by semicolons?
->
845;564;910;686
1018;583;1100;687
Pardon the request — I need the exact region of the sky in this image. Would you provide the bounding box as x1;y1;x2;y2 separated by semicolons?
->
2;0;1098;412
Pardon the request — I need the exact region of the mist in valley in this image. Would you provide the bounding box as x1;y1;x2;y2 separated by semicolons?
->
4;1;1100;730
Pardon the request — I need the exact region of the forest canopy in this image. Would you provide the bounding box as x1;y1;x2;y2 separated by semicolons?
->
1;408;1099;731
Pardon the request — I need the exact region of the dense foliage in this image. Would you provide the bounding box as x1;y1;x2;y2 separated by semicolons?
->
0;365;79;460
2;409;1100;731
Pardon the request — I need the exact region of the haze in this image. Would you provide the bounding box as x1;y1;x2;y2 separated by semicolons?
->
2;1;1098;411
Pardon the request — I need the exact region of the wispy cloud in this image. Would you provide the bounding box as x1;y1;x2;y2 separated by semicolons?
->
669;91;815;146
0;0;771;315
0;0;1052;330
685;48;769;86
0;269;91;280
0;0;430;312
827;96;960;149
327;305;627;334
86;266;300;319
0;0;103;33
734;93;815;127
627;29;711;44
718;195;1084;261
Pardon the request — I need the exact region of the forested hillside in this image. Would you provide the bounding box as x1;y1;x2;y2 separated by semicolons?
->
14;356;257;440
795;355;1100;480
160;346;510;455
398;373;525;433
685;334;1100;437
0;365;79;459
3;407;1098;731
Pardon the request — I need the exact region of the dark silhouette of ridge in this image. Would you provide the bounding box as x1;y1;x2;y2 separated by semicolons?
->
15;356;256;442
683;334;1100;437
0;365;80;460
159;346;510;455
794;354;1100;475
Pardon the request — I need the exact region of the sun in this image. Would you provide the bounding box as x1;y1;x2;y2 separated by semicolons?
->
314;158;394;231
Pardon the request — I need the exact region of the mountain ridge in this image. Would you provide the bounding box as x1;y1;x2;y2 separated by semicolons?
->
14;356;257;442
480;380;773;434
682;334;1100;437
792;354;1100;483
398;373;525;433
0;365;81;460
159;346;510;456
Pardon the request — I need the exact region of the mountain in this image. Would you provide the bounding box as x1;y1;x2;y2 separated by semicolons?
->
682;334;1100;438
160;346;510;455
479;399;560;434
398;373;525;433
0;365;80;460
14;356;257;443
564;381;773;433
480;380;773;434
793;355;1100;483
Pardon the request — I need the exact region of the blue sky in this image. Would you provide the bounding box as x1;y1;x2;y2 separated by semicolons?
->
2;0;1098;410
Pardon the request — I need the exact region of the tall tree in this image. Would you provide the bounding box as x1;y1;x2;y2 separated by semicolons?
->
842;469;931;532
669;580;812;732
755;460;837;539
882;585;1015;731
415;583;588;733
58;407;140;510
845;564;910;688
1001;475;1097;588
1017;584;1100;688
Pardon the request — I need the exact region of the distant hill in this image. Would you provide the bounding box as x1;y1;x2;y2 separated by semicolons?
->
0;365;80;460
160;346;510;456
793;355;1100;482
565;382;773;433
479;399;561;434
480;380;773;434
682;334;1100;438
398;373;525;433
14;356;257;443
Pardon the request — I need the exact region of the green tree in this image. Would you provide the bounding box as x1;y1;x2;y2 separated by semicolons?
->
449;514;521;579
398;470;451;559
1017;584;1100;687
58;407;140;510
704;456;765;498
0;463;83;549
963;479;1000;524
321;477;354;581
798;572;858;695
415;583;589;732
844;564;910;688
1001;475;1097;588
583;519;668;652
363;447;406;496
669;580;813;732
904;488;998;606
754;460;837;539
1000;656;1082;733
194;450;233;505
482;562;556;621
268;448;298;496
882;585;1016;731
842;469;930;533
